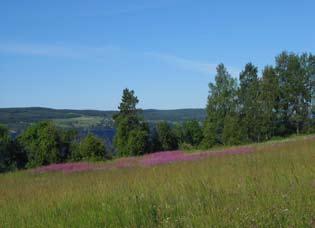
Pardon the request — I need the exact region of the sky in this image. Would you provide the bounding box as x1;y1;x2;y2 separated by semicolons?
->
1;0;315;110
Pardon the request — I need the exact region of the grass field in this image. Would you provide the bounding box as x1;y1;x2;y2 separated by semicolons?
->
1;137;315;227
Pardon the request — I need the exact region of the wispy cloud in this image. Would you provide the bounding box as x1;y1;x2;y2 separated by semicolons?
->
0;43;121;59
146;52;217;75
145;52;240;76
0;42;240;76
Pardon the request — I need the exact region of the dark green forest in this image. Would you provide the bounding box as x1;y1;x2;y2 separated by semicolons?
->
1;51;315;172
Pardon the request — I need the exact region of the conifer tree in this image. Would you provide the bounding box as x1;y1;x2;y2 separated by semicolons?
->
114;88;149;156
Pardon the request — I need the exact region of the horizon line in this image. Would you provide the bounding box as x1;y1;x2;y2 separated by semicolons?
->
0;106;206;112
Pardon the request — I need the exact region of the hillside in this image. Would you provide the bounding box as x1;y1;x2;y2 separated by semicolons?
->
1;136;314;227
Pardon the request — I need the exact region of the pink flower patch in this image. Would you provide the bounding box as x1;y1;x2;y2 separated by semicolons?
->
34;147;254;173
35;162;93;173
140;147;253;166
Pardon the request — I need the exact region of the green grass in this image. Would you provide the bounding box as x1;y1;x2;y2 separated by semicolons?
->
1;137;315;227
184;134;315;154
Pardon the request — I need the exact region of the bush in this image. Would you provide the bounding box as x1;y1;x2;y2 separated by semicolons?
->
72;134;107;161
0;125;16;172
19;121;61;168
156;122;178;151
182;120;203;146
59;129;79;161
127;128;150;156
179;142;194;151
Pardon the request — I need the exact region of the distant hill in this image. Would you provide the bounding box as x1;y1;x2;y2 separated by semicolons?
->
0;107;206;133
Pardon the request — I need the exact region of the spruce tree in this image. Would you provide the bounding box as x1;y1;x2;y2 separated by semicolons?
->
114;88;150;156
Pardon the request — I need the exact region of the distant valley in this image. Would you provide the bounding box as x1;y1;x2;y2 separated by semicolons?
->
0;107;206;141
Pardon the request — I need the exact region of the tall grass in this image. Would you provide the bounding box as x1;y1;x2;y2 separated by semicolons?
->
1;137;315;227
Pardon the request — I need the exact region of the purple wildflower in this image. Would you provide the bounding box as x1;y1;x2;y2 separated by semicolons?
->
34;146;254;173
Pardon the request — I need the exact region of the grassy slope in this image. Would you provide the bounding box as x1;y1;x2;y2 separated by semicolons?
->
1;137;315;227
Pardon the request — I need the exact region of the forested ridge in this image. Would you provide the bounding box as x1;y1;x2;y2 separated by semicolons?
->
0;107;206;131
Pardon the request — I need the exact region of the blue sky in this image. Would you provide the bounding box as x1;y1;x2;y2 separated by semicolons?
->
1;0;315;110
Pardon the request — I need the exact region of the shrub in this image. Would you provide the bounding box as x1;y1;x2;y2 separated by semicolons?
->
156;122;178;151
59;129;79;161
19;121;61;168
73;134;107;161
127;128;150;156
0;125;16;172
179;142;194;151
182;120;203;146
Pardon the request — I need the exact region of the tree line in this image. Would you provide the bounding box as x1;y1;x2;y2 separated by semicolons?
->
1;51;314;172
203;51;315;147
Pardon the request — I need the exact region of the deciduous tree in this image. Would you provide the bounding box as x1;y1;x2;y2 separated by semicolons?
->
203;64;238;146
275;52;311;134
156;121;178;151
19;121;61;168
238;63;262;142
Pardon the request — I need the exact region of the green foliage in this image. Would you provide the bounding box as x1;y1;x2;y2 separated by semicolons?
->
127;127;150;156
203;52;315;149
0;125;16;172
222;115;243;145
149;127;162;152
114;115;141;156
59;129;79;161
72;134;107;161
173;123;184;142
239;63;262;142
259;66;280;140
155;121;178;151
0;125;11;171
114;88;150;156
308;119;315;133
201;119;216;148
178;120;203;146
117;88;140;116
203;64;238;146
310;55;315;119
179;142;194;150
143;108;206;122
19;121;61;168
275;52;311;135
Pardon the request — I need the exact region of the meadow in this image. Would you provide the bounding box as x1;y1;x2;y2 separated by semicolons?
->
1;136;315;227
